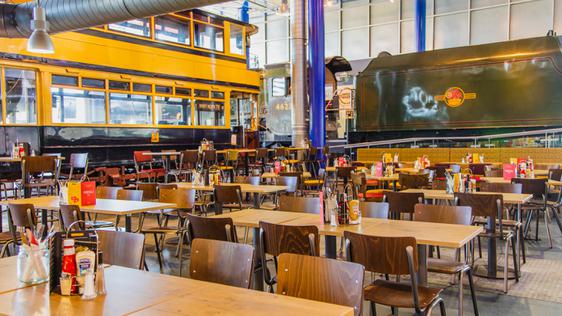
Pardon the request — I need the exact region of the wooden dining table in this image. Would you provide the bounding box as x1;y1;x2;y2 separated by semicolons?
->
172;182;287;209
0;258;353;316
213;209;482;289
402;188;532;279
0;196;175;232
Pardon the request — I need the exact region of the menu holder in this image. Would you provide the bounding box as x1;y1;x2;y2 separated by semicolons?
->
49;229;99;295
503;163;516;181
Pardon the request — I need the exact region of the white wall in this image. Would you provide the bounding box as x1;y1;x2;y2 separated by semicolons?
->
249;0;562;68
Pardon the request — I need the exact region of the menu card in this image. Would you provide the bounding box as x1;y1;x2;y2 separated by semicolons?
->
503;164;516;181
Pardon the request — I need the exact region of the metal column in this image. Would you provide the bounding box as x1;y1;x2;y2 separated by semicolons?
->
415;0;426;52
240;1;250;67
290;0;308;147
308;0;325;149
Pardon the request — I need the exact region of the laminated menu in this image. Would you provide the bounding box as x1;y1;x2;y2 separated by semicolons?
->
503;164;516;181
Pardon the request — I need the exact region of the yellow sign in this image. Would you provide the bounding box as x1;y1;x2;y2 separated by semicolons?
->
151;131;159;143
435;87;476;107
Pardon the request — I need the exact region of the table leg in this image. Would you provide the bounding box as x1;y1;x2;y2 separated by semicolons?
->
244;154;250;176
516;203;522;269
487;217;497;278
41;209;48;226
164;157;170;183
417;244;428;287
550;205;562;234
325;235;337;259
253;227;264;290
125;215;132;232
253;193;261;209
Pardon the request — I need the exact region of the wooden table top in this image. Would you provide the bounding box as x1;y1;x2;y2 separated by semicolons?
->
395;168;425;174
0;156;65;163
364;173;399;181
216;149;257;154
261;172;312;179
401;189;532;204
548;180;562;187
0;260;352;316
173;182;288;194
480;177;510;184
0;196;175;215
214;209;482;248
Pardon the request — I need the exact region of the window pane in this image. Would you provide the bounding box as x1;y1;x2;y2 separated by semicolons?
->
342;28;369;60
371;0;399;24
52;75;78;86
401;0;433;19
109;93;152;125
266;16;288;40
266;39;289;64
325;9;339;32
211;91;224;99
471;6;508;45
108;19;150;37
82;78;105;89
472;0;507;9
435;0;468;14
195;100;224;126
510;0;552;40
371;23;399;56
109;80;130;91
133;83;152;92
325;31;340;57
230;23;244;55
342;0;369;29
155;85;173;94
194;22;224;51
155;15;190;45
175;87;191;96
155;96;191;125
194;89;209;98
51;88;106;124
5;68;36;124
434;13;468;49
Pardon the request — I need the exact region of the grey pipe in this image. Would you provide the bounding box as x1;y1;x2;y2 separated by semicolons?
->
0;0;228;38
289;0;308;147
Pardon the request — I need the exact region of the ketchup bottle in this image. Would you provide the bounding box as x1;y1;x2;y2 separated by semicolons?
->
62;239;78;293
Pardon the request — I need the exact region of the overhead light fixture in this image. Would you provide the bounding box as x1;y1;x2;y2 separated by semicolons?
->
27;1;54;54
324;0;339;6
277;0;289;16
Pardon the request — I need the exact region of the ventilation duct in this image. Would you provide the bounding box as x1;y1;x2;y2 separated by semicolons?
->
0;0;228;38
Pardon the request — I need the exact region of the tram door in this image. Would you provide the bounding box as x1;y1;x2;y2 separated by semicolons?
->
230;92;258;147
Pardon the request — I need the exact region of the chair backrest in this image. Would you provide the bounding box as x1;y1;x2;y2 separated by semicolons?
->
485;168;503;177
383;191;424;216
159;188;196;209
181;150;200;165
96;186;121;199
278;195;321;214
275;176;298;193
157;183;178;190
274;147;287;158
344;231;417;275
117;189;143;201
235;175;261;185
454;192;502;221
97;230;145;269
279;172;302;188
432;179;447;190
259;221;319;257
186;213;237;242
549;169;562;181
350;173;366;199
189;238;254;289
481;182;522;194
256;148;269;159
202;149;217;163
214;185;243;205
398;173;429;189
413;204;472;225
22;156;57;173
8;203;37;228
59;204;86;231
276;253;365;316
69;153;88;169
511;178;546;198
136;183;158;201
469;163;487;175
359;201;389;219
336;166;354;179
536;163;560;171
133;150;152;163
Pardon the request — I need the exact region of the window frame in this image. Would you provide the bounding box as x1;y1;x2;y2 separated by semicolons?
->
2;66;39;126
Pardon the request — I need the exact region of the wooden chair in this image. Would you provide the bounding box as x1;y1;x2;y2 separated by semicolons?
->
21;156;59;197
58;204;86;231
276;253;365;316
383;191;424;220
511;178;551;247
275;176;299;196
414;204;479;316
484;169;503;177
202;149;217;167
360;201;389;219
213;185;244;214
344;232;445;316
96;186;121;199
185;213;237;243
189;238;254;288
7;203;36;250
116;189;143;201
67;153;89;181
351;173;384;201
454;192;518;293
136;183;158;201
97;230;145;269
278;195;320;214
548;169;562;181
398;173;429;190
336;166;354;187
259;221;320;292
468;163;488;176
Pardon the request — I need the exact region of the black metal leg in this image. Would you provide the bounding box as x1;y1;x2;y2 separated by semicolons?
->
153;233;163;271
252;227;264;290
125;215;132;232
417;244;428;286
487;218;497;278
550;206;562;234
325;235;337;259
41;209;48;226
253;193;261;209
467;269;479;316
511;236;519;281
370;302;377;316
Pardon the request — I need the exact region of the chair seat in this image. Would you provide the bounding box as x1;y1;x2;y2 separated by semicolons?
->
24;179;56;188
141;226;179;234
218;166;234;170
366;180;379;186
364;279;442;309
0;232;17;243
427;258;469;274
359;189;385;199
304;179;324;186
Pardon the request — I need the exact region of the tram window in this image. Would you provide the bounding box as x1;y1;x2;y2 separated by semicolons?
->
192;13;207;22
155;85;173;94
155;96;191;126
194;89;209;98
52;75;78;86
51;88;106;124
109;93;152;125
211;91;224;99
194;22;224;52
108;18;150;37
195;100;224;126
175;87;191;96
109;80;130;91
5;68;36;124
155;15;190;45
133;83;152;93
229;24;244;55
82;78;105;89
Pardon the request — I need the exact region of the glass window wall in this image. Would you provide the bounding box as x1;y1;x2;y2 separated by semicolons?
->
51;88;106;124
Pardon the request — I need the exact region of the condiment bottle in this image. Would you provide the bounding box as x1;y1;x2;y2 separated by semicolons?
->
62;239;77;294
95;252;107;296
